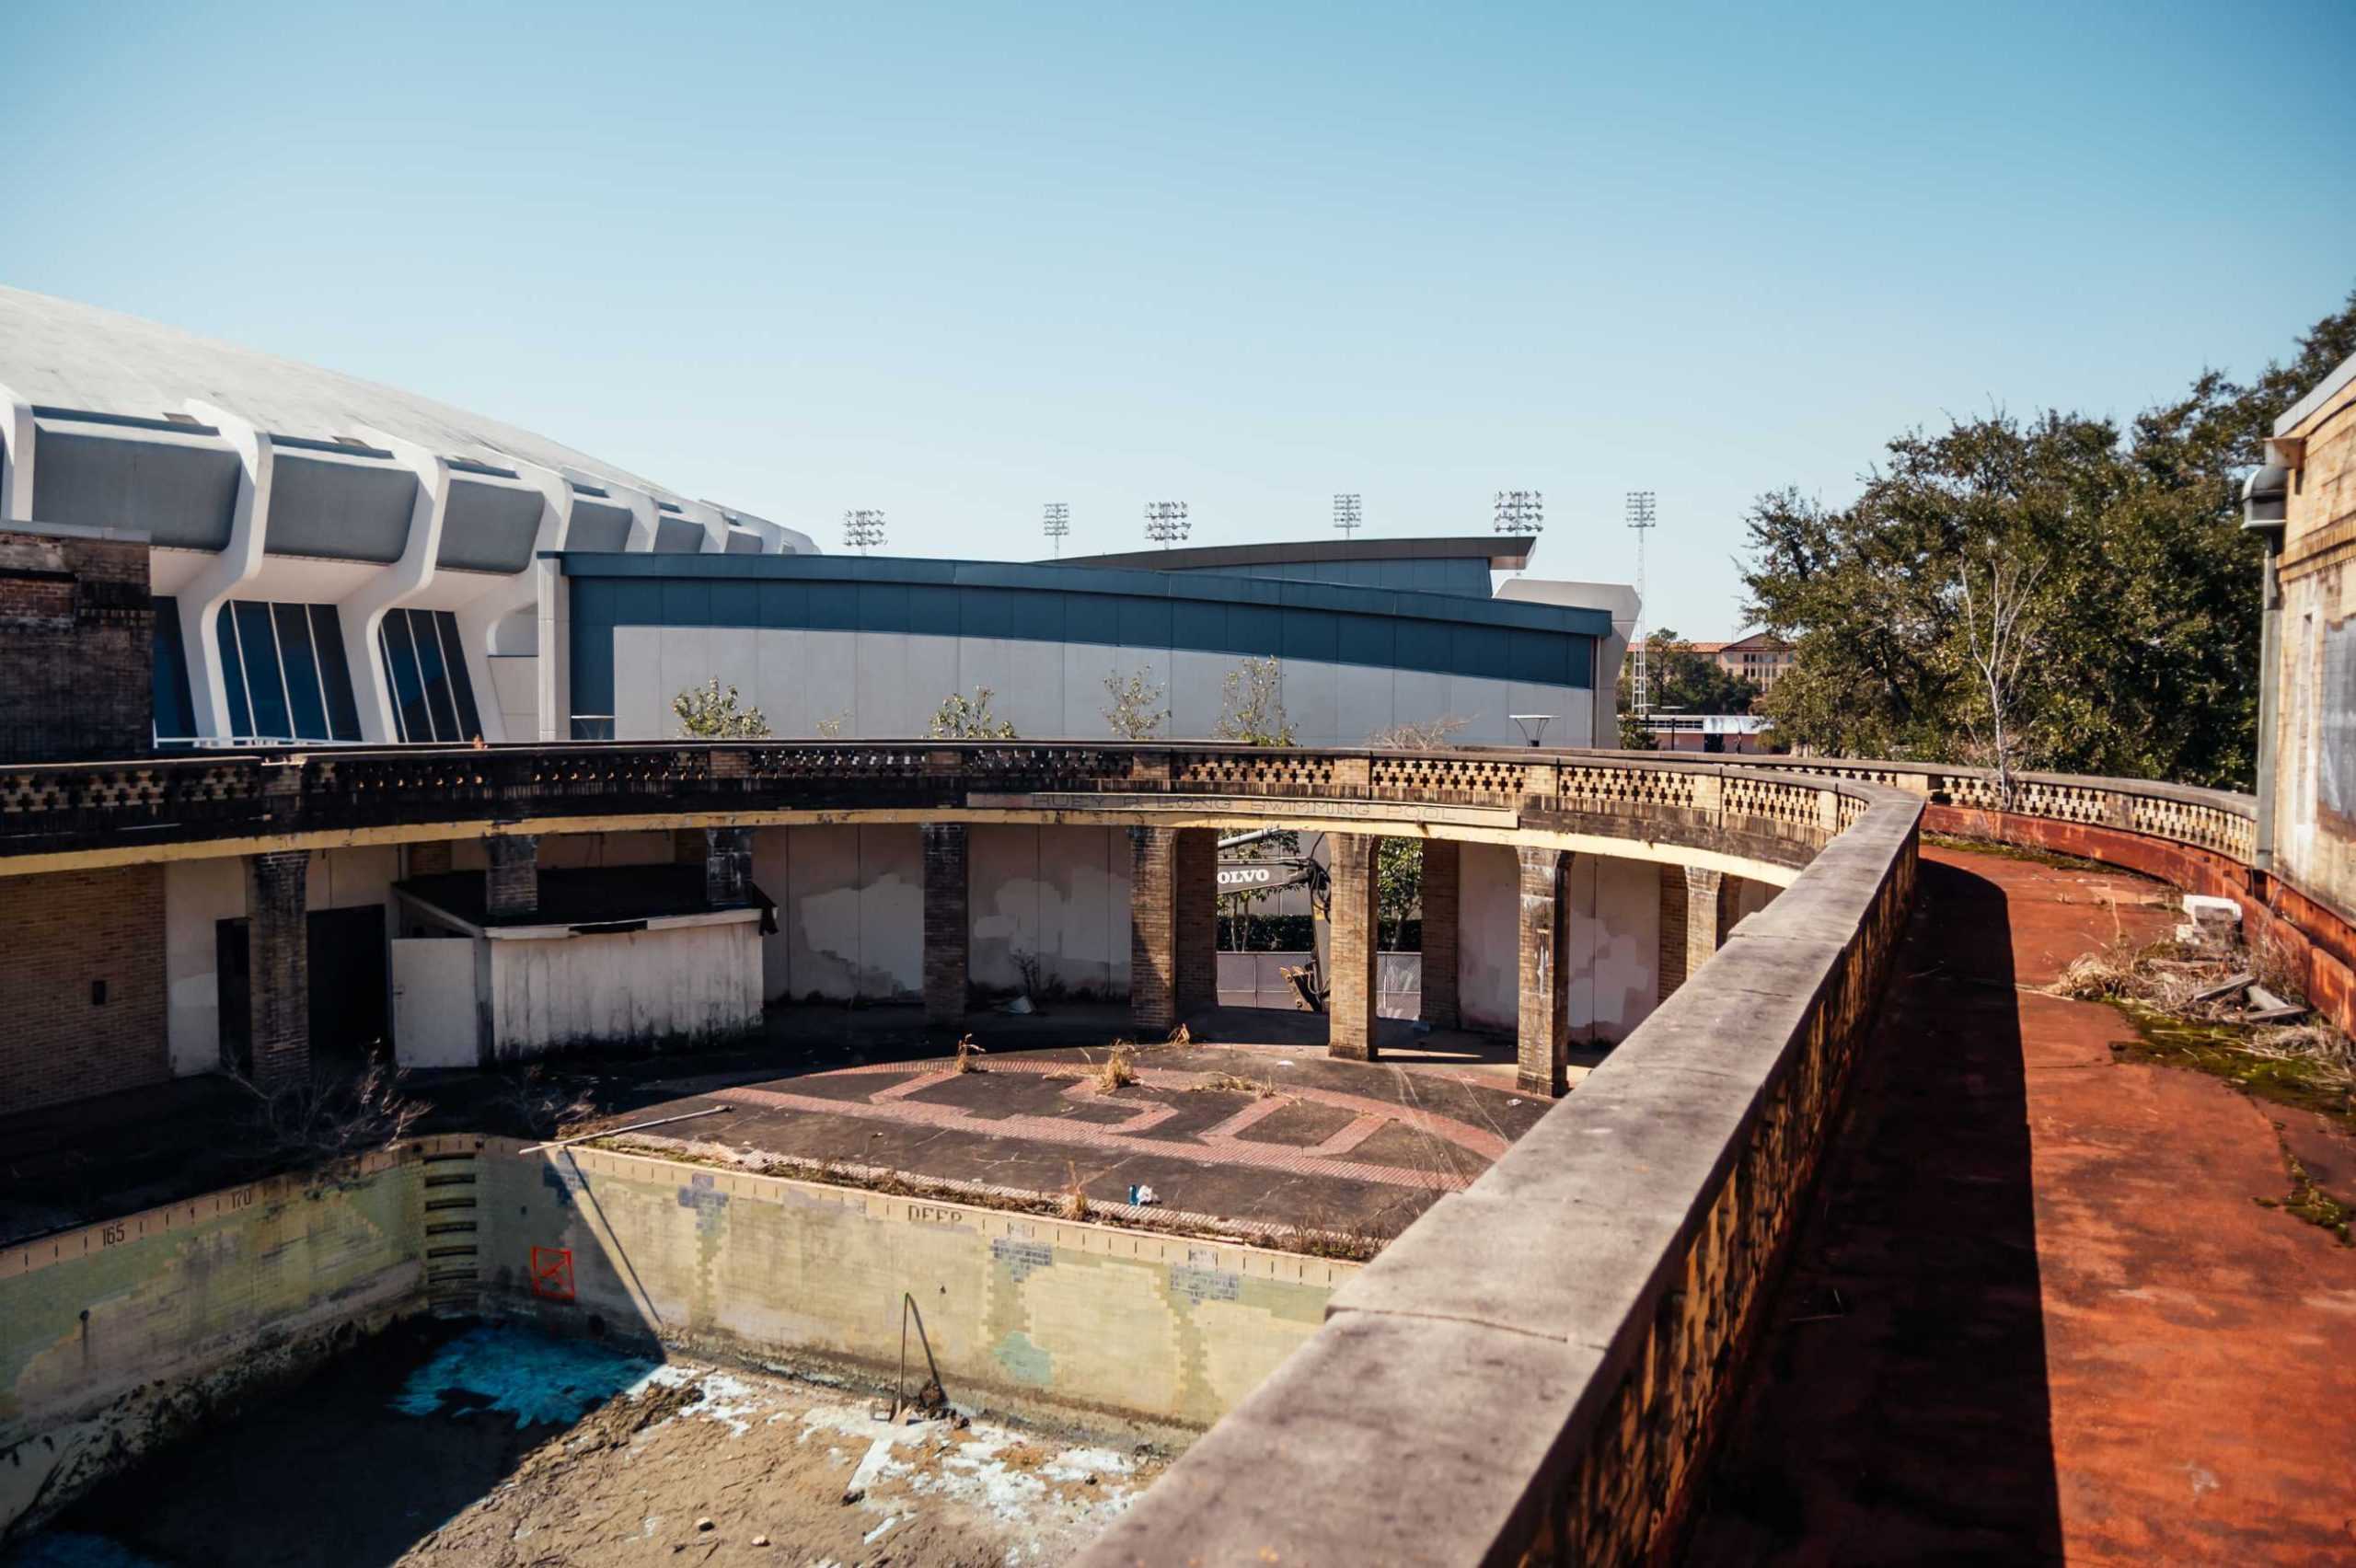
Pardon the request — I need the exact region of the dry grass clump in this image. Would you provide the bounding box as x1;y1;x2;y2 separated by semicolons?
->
2243;1023;2356;1092
2050;936;2147;1002
953;1034;987;1074
1059;1160;1090;1221
240;1063;427;1169
1091;1041;1138;1094
1196;1071;1276;1099
496;1064;601;1139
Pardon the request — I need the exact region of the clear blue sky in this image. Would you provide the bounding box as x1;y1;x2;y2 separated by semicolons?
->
8;1;2350;637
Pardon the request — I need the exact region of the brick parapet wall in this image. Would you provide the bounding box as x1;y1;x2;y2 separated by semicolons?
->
1419;838;1461;1029
921;824;969;1028
0;865;167;1113
246;851;311;1093
0;529;153;764
1075;791;1925;1568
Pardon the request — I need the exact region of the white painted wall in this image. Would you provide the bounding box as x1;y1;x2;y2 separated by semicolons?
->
967;824;1131;998
752;824;925;1002
1458;842;1522;1033
163;847;399;1077
1453;843;1658;1042
744;824;1134;1004
489;920;762;1056
608;627;1595;748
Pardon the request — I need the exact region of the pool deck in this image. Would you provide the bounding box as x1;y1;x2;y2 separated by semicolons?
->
1684;845;2356;1566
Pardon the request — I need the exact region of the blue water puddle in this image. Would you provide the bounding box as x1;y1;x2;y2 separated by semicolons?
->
0;1534;173;1568
389;1324;663;1429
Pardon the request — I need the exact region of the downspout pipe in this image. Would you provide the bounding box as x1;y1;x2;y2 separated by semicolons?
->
2243;446;2293;875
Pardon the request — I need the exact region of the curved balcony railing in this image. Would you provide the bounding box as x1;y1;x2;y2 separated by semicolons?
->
0;740;2318;1567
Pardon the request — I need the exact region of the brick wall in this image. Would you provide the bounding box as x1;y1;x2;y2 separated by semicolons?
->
1657;863;1688;1000
1683;866;1724;984
0;864;167;1112
1173;828;1218;1017
248;852;310;1092
1129;827;1177;1034
1420;839;1461;1029
485;835;540;917
1327;834;1380;1061
0;528;153;763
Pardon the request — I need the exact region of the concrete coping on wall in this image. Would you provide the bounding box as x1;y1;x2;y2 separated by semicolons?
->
1073;785;1923;1564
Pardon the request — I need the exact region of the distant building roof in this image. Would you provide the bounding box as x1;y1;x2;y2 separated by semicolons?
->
1048;536;1538;573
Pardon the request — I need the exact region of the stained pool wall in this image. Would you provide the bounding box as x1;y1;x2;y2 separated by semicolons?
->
0;1136;1355;1535
473;1137;1355;1437
0;1148;425;1533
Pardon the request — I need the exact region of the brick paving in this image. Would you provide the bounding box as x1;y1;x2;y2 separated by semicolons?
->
629;1041;1546;1235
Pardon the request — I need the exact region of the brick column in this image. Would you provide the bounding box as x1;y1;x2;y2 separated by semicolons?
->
922;824;969;1029
247;850;311;1093
1129;826;1178;1036
1327;833;1380;1062
1419;839;1461;1030
485;835;539;918
1517;847;1569;1098
1173;827;1218;1018
1684;865;1725;984
1657;862;1689;1002
706;826;754;906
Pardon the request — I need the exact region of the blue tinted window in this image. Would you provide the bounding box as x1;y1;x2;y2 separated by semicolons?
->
407;610;462;741
216;605;252;739
234;601;292;739
274;603;329;740
380;611;430;742
434;612;483;741
311;606;363;741
152;597;195;744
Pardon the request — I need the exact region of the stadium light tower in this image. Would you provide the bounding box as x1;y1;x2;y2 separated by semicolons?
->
1144;501;1190;549
843;508;885;555
1043;502;1069;558
1333;493;1362;539
1627;490;1657;717
1494;490;1543;536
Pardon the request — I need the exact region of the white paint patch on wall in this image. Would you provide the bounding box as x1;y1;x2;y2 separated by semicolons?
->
607;628;1593;748
756;824;924;1002
967;824;1131;997
1452;844;1658;1042
1563;855;1660;1043
490;920;762;1055
1458;842;1521;1033
163;847;399;1078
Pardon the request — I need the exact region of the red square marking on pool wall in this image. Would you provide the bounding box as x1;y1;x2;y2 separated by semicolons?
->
530;1246;574;1301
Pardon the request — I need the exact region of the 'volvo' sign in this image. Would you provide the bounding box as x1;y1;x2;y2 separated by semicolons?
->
1216;859;1311;893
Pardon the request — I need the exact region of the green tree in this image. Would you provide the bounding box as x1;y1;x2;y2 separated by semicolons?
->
1375;838;1421;951
1101;669;1169;740
673;678;771;739
1214;657;1296;746
1639;628;1761;715
928;687;1018;740
1738;287;2356;790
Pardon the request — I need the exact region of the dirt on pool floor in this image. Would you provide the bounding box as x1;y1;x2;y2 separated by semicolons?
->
6;1321;1166;1568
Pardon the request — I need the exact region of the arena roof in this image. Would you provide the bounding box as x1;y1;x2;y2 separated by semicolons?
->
0;285;687;504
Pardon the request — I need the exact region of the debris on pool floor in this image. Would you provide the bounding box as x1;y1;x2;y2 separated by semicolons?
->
7;1323;1166;1568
